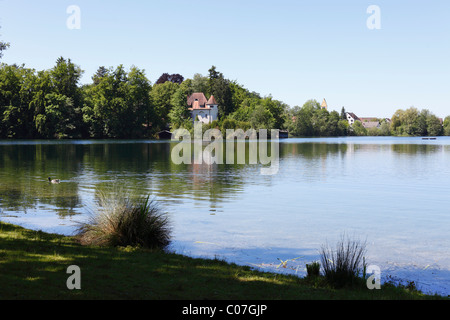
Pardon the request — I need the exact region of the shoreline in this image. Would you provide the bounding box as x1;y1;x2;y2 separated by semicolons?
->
1;220;447;300
1;218;448;299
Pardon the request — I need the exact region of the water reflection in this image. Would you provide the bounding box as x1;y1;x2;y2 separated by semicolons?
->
391;144;443;154
1;138;449;220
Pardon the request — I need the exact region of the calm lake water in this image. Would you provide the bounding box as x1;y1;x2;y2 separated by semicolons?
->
1;137;449;296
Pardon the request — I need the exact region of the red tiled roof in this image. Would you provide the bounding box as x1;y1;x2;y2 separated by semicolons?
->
188;99;213;111
187;93;208;107
207;95;218;105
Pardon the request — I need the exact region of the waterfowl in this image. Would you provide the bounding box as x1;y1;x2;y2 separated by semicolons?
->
48;177;60;184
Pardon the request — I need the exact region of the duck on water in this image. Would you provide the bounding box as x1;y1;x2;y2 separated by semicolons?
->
48;177;60;184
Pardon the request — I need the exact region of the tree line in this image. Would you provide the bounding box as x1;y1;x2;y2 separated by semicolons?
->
0;59;290;139
286;103;449;137
0;57;449;139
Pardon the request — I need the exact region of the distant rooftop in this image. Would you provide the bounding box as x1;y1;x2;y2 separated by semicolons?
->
187;92;217;110
207;95;218;105
187;93;208;107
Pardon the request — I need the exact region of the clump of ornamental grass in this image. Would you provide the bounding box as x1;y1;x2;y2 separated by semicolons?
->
320;234;367;289
306;261;321;278
76;190;171;250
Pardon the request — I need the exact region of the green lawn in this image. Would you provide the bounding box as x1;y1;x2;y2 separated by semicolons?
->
0;221;445;300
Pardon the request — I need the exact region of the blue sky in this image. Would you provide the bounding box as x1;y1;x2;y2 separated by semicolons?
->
1;0;449;118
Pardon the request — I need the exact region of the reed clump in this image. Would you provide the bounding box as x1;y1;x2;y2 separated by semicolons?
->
319;235;367;288
76;190;171;250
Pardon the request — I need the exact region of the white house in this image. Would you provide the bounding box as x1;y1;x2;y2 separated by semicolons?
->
187;92;219;124
346;112;360;126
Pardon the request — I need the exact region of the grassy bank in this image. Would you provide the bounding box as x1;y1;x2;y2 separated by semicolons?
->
0;221;445;300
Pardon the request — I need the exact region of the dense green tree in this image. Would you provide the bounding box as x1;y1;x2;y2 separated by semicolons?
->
229;81;251;114
325;111;342;136
390;109;404;135
444;116;450;136
352;120;367;136
128;66;154;136
49;57;85;138
288;100;350;137
311;108;330;136
0;59;86;139
208;66;234;117
378;121;391;136
289;100;318;136
51;57;83;101
338;119;350;136
340;107;347;120
35;92;74;138
189;73;209;94
391;107;443;137
221;118;239;132
168;84;191;129
0;64;25;137
229;97;258;123
416;109;429;136
84;67;117;137
260;96;288;130
401;107;420;136
251;104;275;130
208;66;221;93
150;80;179;129
0;64;39;138
82;65;152;138
92;66;108;85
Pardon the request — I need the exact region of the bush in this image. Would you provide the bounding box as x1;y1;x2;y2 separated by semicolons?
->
210;120;219;129
320;235;367;288
221;118;238;132
237;121;251;132
76;190;171;250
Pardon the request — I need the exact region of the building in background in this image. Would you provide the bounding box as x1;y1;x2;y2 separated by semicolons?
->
346;112;360;126
187;93;219;124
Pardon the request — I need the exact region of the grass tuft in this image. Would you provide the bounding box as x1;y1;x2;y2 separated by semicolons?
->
320;234;367;289
75;189;171;250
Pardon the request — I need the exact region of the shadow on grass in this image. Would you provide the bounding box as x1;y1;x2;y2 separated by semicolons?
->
0;222;322;300
0;222;445;300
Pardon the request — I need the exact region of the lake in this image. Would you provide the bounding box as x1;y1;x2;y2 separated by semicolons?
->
0;136;449;296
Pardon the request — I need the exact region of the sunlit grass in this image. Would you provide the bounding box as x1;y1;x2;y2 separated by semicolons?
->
0;221;446;300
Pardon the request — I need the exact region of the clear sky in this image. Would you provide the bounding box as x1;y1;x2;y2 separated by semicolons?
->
1;0;449;118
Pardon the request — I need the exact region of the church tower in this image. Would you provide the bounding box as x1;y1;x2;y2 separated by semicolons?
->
321;99;328;110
